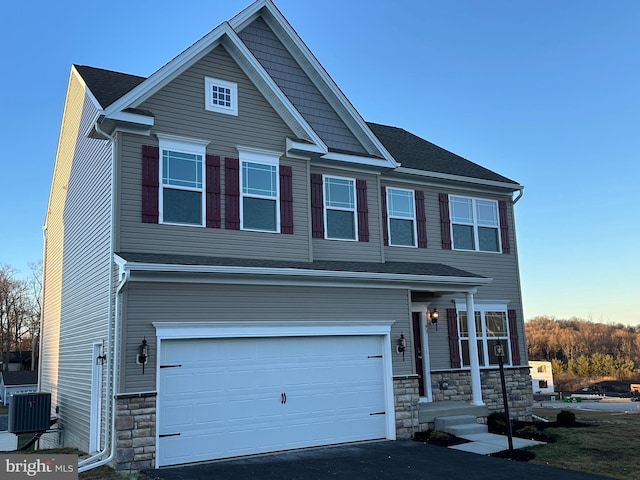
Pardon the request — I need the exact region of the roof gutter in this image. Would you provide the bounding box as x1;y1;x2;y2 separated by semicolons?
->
117;258;493;292
394;166;523;191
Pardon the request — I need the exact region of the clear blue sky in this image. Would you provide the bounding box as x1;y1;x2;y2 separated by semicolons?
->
1;1;638;324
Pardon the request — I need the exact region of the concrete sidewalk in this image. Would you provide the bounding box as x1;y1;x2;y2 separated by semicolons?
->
451;432;544;455
142;440;612;480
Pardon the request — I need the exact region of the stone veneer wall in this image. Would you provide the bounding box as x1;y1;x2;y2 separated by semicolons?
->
393;376;420;438
430;367;533;420
114;393;157;472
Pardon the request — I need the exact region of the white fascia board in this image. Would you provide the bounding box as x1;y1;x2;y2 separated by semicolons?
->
122;261;492;291
105;110;154;126
231;1;398;168
395;166;524;192
286;138;327;156
103;23;230;116
321;152;399;169
153;319;395;340
71;65;103;111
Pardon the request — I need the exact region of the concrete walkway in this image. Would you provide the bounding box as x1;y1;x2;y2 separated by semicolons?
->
451;432;544;455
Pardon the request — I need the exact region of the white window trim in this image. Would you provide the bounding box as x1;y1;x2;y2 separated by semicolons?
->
239;148;281;233
386;187;418;248
454;300;511;368
157;134;209;227
204;77;238;116
449;195;502;253
323;174;358;241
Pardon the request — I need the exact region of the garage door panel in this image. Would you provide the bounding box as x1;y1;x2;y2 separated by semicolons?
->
158;335;388;466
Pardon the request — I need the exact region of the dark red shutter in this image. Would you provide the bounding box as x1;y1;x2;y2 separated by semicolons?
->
310;174;324;238
380;186;389;246
224;158;240;230
508;309;521;365
206;155;221;228
447;308;461;368
439;193;452;250
356;179;369;242
141;145;159;224
498;200;511;254
280;165;293;234
415;190;427;248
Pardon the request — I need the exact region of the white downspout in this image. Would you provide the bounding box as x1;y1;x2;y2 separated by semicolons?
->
78;268;128;472
78;121;121;472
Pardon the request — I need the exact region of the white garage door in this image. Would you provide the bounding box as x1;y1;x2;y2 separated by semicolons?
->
157;335;388;466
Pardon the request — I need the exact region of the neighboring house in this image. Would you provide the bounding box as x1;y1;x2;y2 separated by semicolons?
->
0;371;38;405
529;361;555;394
40;0;531;473
0;351;33;372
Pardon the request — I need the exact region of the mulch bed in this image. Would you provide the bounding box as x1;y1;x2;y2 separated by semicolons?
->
412;430;470;447
414;418;591;462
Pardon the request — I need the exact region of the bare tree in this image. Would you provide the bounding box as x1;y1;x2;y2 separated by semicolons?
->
0;263;42;371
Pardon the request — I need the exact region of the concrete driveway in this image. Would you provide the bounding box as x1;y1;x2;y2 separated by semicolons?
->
142;440;613;480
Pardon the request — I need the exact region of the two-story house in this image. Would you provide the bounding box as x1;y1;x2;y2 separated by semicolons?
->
40;0;531;473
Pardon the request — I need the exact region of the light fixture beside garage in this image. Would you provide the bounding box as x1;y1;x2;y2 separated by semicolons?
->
137;337;149;374
397;333;406;360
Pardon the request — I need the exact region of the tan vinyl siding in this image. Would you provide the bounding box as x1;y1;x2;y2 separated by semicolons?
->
121;283;411;392
140;45;293;155
41;72;113;450
381;183;525;370
118;45;311;261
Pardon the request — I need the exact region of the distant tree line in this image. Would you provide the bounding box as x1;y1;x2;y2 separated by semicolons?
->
0;262;41;371
526;316;640;380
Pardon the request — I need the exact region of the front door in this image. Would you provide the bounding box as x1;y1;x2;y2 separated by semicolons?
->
412;312;425;397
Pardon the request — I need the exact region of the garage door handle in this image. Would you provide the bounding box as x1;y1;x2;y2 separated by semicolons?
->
159;433;181;438
281;392;287;404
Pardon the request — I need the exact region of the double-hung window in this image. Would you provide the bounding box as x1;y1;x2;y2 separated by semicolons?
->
450;196;501;252
240;149;280;232
457;304;510;367
324;175;357;240
387;187;417;247
158;135;208;226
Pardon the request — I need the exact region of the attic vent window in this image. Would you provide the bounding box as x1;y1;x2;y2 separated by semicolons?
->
205;77;238;115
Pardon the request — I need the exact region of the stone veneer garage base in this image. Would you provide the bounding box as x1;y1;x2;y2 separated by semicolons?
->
113;369;532;472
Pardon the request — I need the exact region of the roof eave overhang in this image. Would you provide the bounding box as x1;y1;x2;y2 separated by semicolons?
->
115;257;491;293
393;166;524;192
88;113;154;139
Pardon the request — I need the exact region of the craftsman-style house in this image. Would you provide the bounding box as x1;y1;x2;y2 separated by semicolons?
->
40;0;531;472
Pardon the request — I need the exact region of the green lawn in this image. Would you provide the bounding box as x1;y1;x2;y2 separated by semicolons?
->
528;408;640;480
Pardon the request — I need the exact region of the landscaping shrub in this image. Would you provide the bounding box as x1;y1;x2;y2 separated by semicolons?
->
487;411;507;429
556;410;576;424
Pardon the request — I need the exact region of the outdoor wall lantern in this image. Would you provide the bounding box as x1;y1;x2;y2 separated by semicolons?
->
429;308;439;330
397;333;406;360
137;337;149;374
96;340;107;365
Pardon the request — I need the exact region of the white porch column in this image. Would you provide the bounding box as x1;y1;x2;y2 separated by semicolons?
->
466;292;484;406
